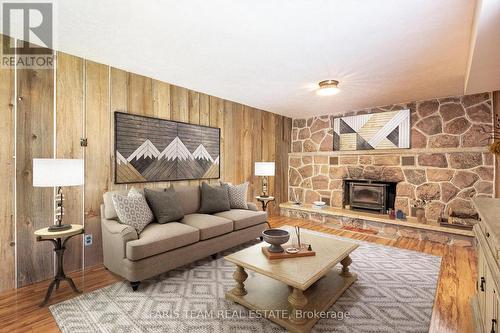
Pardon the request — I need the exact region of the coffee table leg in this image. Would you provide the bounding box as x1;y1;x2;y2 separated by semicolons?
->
231;265;248;296
340;255;353;277
288;288;308;324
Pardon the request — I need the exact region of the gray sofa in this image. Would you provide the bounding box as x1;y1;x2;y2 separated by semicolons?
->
101;185;268;290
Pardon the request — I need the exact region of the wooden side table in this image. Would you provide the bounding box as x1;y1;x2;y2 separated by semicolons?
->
256;196;275;212
35;224;84;306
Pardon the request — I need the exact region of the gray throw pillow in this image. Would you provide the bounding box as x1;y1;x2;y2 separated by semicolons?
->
144;187;184;224
198;182;231;214
221;181;249;209
112;187;154;234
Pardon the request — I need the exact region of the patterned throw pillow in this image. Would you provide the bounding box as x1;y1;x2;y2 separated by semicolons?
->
112;187;154;234
221;181;249;209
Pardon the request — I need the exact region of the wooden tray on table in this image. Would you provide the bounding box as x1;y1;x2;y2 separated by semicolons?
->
261;244;316;260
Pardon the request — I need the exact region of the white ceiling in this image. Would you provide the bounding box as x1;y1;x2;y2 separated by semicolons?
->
4;0;499;118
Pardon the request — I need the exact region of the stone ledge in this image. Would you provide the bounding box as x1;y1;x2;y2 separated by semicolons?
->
280;203;474;247
289;146;489;157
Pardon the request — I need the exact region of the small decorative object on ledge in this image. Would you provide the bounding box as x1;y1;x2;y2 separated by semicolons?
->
396;209;406;220
438;209;475;230
313;201;326;209
411;199;427;224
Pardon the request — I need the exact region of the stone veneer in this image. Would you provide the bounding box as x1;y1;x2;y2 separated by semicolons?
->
289;92;494;220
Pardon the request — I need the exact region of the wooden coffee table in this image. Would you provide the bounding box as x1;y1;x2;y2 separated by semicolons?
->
225;230;358;333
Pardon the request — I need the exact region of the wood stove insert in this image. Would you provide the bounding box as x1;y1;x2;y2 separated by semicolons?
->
344;179;396;214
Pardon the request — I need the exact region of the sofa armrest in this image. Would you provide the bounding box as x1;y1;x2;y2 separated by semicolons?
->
101;218;138;240
100;204;138;271
247;202;259;211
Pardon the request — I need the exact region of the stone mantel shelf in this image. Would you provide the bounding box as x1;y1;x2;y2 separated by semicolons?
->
280;202;474;237
289;146;489;157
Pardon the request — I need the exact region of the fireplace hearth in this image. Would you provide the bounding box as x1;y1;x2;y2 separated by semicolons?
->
344;179;396;214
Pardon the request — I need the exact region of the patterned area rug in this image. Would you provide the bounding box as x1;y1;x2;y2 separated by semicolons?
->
50;227;441;332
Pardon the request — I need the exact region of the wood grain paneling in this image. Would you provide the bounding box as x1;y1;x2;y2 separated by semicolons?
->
199;93;210;126
188;90;200;186
170;85;190;186
0;34;16;292
210;97;224;185
109;68;129;191
55;52;84;273
170;85;189;122
84;60;110;268
128;73;153;117
152;80;170;119
16;53;55;287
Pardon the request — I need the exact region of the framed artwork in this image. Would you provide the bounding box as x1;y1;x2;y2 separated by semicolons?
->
114;112;220;184
333;109;410;151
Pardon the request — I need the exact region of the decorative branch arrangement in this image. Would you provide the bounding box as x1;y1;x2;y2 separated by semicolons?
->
489;114;500;155
480;113;500;155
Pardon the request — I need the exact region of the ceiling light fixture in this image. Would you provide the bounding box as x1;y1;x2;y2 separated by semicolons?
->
317;80;340;96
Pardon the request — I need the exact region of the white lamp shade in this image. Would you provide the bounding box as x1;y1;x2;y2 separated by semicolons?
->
255;162;275;176
33;159;84;187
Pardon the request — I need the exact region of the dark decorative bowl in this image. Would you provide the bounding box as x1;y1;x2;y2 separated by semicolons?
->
262;229;290;253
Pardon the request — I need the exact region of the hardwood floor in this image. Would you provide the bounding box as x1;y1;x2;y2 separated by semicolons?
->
0;216;476;333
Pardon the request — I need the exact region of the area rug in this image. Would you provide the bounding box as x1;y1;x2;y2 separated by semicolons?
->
50;227;441;332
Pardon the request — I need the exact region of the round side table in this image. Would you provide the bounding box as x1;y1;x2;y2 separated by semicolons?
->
256;196;275;212
35;224;84;306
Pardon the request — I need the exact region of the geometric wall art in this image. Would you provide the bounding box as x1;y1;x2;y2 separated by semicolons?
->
333;109;410;151
115;112;220;183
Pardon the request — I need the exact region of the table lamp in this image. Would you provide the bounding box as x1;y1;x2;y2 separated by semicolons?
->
33;158;84;232
255;162;275;198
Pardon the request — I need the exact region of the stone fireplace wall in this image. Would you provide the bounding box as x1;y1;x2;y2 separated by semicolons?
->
288;92;494;220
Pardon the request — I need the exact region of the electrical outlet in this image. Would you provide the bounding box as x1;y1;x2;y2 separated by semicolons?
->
84;234;93;246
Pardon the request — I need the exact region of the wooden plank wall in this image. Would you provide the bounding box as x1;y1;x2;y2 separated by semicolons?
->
0;35;16;291
16;44;55;287
0;37;291;291
55;53;84;273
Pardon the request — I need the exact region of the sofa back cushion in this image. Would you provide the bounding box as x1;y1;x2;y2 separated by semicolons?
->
144;187;184;223
103;190;128;220
198;182;231;214
174;185;201;215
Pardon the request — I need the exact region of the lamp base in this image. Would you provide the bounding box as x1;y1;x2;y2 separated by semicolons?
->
48;224;72;232
260;194;270;198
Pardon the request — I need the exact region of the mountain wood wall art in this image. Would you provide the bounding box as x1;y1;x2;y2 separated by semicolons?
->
114;112;220;183
333;109;410;151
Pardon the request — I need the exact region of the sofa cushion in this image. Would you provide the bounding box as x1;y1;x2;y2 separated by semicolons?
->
174;185;201;215
126;222;199;261
181;214;233;240
199;182;231;214
112;188;154;234
214;209;267;230
144;187;184;224
103;190;127;220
